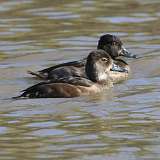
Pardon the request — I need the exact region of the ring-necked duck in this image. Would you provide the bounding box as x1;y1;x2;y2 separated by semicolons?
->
16;50;125;98
28;34;137;83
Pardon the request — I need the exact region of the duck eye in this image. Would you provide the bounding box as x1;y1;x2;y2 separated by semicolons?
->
112;41;120;46
101;58;108;62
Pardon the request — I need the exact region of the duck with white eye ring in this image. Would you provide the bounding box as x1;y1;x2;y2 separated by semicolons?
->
28;34;137;83
15;50;126;98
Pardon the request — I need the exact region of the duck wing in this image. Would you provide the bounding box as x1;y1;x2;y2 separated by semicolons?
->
14;76;93;99
28;58;86;80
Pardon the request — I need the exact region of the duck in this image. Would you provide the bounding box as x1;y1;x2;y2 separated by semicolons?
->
16;50;127;98
28;34;137;83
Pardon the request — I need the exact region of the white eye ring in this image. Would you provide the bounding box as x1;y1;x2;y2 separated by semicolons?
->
101;58;108;62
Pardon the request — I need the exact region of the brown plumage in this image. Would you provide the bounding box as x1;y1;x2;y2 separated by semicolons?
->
15;50;114;98
28;34;137;83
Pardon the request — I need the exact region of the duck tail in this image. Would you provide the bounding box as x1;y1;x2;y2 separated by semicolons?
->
12;90;36;99
27;70;47;79
12;94;27;100
12;81;50;99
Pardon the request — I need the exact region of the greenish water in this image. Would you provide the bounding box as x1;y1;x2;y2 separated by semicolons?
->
0;0;160;159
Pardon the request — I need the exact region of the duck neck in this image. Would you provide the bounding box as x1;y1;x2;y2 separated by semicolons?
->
85;61;108;84
97;45;117;60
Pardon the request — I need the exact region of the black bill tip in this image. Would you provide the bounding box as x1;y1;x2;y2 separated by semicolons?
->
120;46;137;59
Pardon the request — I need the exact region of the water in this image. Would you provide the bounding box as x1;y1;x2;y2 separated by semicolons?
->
0;0;160;159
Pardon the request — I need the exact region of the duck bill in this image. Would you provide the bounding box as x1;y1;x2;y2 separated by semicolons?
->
111;64;128;73
119;46;137;58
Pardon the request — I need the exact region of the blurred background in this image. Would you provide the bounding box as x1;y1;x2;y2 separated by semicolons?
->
0;0;160;159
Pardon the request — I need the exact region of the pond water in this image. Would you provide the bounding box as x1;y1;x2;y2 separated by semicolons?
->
0;0;160;159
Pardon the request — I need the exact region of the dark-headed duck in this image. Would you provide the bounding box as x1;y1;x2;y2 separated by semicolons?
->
16;50;126;98
28;34;137;83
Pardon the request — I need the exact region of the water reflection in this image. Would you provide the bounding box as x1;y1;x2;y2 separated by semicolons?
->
0;0;160;159
0;101;160;159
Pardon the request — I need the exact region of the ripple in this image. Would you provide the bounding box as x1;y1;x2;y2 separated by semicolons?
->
30;129;66;137
97;16;157;23
26;121;59;128
0;126;7;134
26;8;80;20
0;1;32;12
57;36;96;47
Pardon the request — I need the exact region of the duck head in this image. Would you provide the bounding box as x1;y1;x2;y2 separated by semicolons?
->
97;34;137;59
86;50;116;83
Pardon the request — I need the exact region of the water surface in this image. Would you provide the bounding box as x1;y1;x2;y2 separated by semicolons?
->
0;0;160;159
